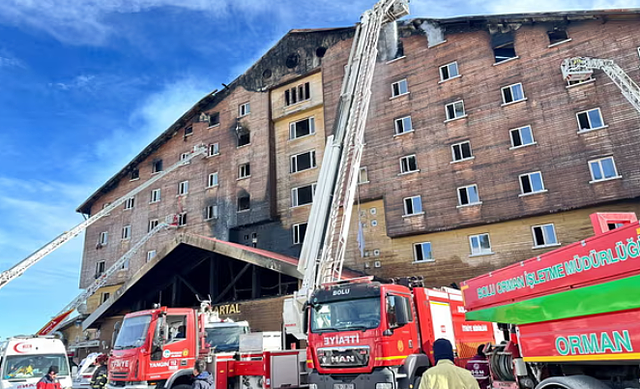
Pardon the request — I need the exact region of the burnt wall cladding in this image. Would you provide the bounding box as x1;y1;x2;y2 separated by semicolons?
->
230;221;303;258
357;19;640;238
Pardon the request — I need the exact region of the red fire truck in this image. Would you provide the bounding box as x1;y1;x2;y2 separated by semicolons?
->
462;212;640;389
305;277;496;389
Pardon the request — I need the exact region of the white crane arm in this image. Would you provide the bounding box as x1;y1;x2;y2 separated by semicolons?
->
561;57;640;113
0;144;207;290
37;221;176;335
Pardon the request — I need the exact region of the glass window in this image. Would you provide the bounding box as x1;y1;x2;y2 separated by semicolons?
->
469;233;492;256
589;157;619;182
310;297;381;332
520;172;545;194
439;62;459;81
445;100;465;120
3;354;70;379
403;196;423;215
532;223;558;247
577;108;605;131
113;315;152;350
394;116;413;135
413;242;433;262
510;125;535;148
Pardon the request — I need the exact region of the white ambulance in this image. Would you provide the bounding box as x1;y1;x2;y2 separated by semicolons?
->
0;336;72;389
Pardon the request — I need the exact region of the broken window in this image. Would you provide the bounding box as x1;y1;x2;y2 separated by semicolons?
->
589;157;619;182
413;242;433;262
403;196;423;216
178;181;189;196
391;79;408;97
237;131;250;147
548;29;569;46
238;163;251;179
358;167;369;184
184;126;193;137
520;172;545;195
458;185;480;206
152;159;163;173
95;260;106;278
124;197;135;210
238;195;250;212
492;32;517;63
394;116;413;135
445;100;465;121
293;223;308;245
285;82;311;106
130;168;139;180
400;155;418;174
209;143;220;156
532;223;558;247
510;125;535;148
502;83;526;104
290;117;315;139
209;112;220;127
207;172;219;187
291;183;316;207
177;213;188;226
121;225;131;240
238;102;250;117
439;62;459;81
451;141;473;162
290;150;317;173
205;205;219;220
148;219;159;232
576;108;605;132
150;188;161;203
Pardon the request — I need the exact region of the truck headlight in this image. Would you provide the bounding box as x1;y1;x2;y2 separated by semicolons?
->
309;384;318;389
376;383;393;389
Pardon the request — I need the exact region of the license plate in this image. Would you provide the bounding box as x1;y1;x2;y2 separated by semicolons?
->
334;384;354;389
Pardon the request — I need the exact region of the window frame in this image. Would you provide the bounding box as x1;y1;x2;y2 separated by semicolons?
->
238;163;251;179
394;116;414;136
101;292;110;303
413;242;434;263
180;152;191;165
439;61;460;82
178;181;189;196
95;260;106;277
391;79;409;98
99;231;108;246
130;168;140;181
148;219;159;233
292;222;308;245
208;112;220;128
588;156;621;183
547;29;571;47
501;83;526;105
519;171;546;196
284;82;311;107
205;205;219;220
208;143;220;157
576;108;606;133
146;250;157;262
152;159;163;174
403;195;423;216
177;212;188;227
289;117;316;140
509;125;536;149
290;150;317;174
469;233;493;256
291;183;317;208
124;197;135;210
444;100;466;121
531;223;560;248
457;184;481;207
238;102;251;117
150;188;161;203
237;195;251;212
121;225;131;241
358;167;369;184
237;131;251;147
207;172;219;188
184;126;193;137
451;141;473;162
399;154;419;174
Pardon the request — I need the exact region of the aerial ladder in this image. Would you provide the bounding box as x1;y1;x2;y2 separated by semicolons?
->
0;144;208;291
36;220;176;335
283;0;409;340
561;56;640;113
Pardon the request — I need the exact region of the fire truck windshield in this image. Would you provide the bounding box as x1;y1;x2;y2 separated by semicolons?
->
114;315;152;350
205;326;249;352
310;297;380;333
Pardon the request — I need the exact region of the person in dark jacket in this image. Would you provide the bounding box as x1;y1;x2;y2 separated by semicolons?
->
465;345;490;389
192;360;214;389
90;355;109;389
37;366;61;389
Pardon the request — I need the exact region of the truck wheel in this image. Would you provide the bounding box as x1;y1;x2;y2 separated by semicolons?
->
172;384;192;389
412;376;421;389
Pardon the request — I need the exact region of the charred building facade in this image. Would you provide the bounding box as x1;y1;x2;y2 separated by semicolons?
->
70;9;640;354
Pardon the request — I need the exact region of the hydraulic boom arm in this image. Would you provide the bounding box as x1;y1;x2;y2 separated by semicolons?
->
0;144;207;291
561;57;640;113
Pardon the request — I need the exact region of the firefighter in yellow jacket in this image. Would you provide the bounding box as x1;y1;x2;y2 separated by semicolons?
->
419;339;480;389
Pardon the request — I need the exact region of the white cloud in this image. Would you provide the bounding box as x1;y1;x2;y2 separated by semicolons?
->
0;55;23;68
50;74;96;90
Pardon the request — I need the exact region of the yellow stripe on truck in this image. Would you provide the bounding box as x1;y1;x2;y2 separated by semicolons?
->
375;356;407;361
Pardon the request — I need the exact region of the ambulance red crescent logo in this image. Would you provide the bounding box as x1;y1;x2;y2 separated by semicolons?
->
440;325;446;333
13;342;32;353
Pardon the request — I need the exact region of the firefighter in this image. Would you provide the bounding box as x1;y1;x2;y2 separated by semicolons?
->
465;345;490;389
36;366;61;389
90;355;108;389
419;339;480;389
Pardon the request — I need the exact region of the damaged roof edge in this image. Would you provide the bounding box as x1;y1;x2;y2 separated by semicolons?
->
76;9;640;215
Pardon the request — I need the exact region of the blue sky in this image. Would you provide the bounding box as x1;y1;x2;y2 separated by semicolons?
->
0;0;636;337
